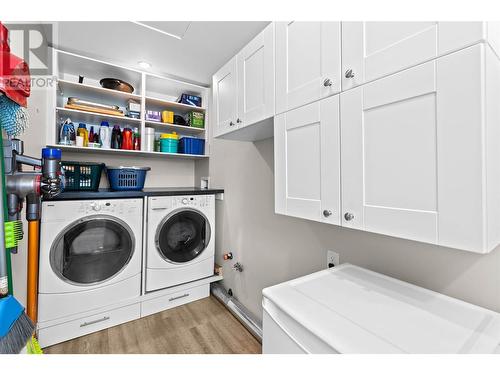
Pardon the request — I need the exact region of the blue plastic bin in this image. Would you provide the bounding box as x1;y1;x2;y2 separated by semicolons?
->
106;166;151;191
178;137;205;155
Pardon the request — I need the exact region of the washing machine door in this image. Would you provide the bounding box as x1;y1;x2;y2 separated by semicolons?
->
50;215;135;286
155;208;211;264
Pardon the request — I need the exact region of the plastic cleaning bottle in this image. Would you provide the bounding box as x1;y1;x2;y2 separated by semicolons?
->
121;128;133;150
58;118;76;145
89;126;95;143
111;125;122;149
77;123;89;147
133;127;141;150
99;121;111;149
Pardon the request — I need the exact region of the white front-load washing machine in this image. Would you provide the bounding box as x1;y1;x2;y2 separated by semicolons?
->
38;198;143;324
146;195;215;292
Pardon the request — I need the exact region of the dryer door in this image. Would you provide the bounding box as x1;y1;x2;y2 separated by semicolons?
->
156;208;211;264
50;215;135;286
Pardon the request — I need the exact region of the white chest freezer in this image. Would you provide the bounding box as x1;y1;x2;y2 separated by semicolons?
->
262;264;500;353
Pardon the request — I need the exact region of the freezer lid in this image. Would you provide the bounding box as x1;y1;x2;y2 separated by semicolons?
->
262;264;500;353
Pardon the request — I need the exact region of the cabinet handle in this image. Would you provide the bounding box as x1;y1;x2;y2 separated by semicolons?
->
344;212;354;221
80;316;110;327
169;293;190;302
345;69;355;79
229;121;235;126
236;118;242;124
323;210;332;217
323;78;333;87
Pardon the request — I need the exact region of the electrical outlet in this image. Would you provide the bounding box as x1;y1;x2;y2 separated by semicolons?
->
327;250;339;269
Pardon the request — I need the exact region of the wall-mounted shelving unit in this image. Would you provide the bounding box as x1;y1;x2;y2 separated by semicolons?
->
48;49;210;159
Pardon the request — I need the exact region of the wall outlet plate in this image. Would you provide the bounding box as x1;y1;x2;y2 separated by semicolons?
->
201;177;210;189
327;250;339;269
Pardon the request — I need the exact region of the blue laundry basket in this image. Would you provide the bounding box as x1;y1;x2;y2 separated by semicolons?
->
106;166;151;191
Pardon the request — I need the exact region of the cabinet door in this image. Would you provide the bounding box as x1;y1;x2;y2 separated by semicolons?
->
275;22;341;114
341;22;487;90
275;95;340;224
341;45;485;250
237;23;274;127
213;56;238;136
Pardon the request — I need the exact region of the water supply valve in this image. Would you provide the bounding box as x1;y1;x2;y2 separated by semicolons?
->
223;252;233;260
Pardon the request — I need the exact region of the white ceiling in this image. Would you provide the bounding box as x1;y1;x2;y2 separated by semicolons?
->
54;21;270;86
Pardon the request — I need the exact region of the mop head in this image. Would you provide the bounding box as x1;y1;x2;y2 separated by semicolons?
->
0;295;35;354
0;94;29;137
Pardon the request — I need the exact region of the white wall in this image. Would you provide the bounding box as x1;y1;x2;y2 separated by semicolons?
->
200;136;500;321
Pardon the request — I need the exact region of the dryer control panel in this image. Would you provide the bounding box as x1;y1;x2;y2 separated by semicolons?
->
172;195;213;208
149;195;215;211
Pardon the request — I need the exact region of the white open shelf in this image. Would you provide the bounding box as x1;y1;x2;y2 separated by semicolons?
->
56;50;143;95
49;49;210;159
57;79;142;103
145;95;206;114
144;120;205;135
47;144;209;159
56;107;142;125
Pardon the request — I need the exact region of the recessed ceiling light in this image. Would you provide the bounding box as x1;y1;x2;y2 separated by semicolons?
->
138;61;152;69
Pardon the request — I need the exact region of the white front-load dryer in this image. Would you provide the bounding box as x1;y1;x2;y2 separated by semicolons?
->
146;195;215;292
38;198;143;322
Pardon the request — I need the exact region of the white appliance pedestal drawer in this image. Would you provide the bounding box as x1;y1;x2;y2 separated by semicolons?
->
141;284;209;318
38;303;141;348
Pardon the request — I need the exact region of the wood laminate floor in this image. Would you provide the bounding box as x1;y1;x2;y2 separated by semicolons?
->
44;296;261;354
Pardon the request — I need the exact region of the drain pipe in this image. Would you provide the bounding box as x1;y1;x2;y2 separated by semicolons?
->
211;283;262;342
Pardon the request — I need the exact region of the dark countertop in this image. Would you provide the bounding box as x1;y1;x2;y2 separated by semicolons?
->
45;187;224;201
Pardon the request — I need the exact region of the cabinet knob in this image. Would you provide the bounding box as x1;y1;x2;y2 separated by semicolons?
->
229;121;235;126
345;69;355;79
236;118;242;124
344;212;354;221
323;78;333;87
323;210;332;217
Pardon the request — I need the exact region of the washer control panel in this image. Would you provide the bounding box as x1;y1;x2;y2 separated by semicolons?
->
43;198;143;222
80;199;142;215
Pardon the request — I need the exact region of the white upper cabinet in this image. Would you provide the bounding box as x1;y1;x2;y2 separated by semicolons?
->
213;23;275;141
212;21;500;253
275;22;341;114
340;44;500;253
275;95;340;225
213;56;238;137
237;23;275;128
341;22;500;90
